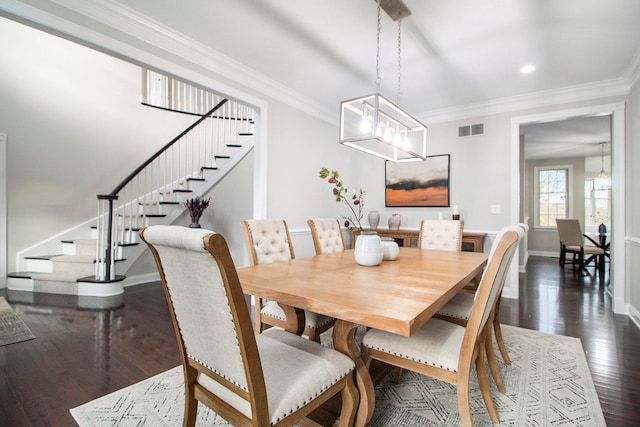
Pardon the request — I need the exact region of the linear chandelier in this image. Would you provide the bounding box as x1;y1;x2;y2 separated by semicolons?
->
339;0;427;162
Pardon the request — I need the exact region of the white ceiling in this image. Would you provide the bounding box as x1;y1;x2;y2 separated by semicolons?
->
4;0;637;160
116;0;638;161
119;0;640;116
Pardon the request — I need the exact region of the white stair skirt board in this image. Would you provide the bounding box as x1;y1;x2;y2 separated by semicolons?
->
31;275;80;295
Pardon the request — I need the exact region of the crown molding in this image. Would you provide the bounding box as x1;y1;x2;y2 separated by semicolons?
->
417;78;631;125
3;0;633;127
2;0;335;124
624;47;640;91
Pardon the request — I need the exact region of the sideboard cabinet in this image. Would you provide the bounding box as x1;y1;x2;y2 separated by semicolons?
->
352;228;486;253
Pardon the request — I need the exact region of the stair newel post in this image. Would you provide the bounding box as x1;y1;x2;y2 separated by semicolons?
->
97;194;118;281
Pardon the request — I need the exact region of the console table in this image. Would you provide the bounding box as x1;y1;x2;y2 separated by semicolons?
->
352;228;486;252
351;228;487;289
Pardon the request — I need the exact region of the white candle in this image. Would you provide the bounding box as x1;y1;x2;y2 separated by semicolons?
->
438;212;443;220
453;205;459;215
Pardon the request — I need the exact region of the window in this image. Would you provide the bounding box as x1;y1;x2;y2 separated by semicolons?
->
535;167;570;227
584;180;610;229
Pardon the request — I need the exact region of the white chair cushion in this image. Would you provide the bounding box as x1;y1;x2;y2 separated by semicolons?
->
261;301;335;330
362;318;465;372
312;218;345;254
245;219;293;265
419;220;462;251
565;245;605;255
436;291;473;321
198;328;355;424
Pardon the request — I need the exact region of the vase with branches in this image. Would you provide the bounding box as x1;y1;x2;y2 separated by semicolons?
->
183;196;210;228
319;167;365;231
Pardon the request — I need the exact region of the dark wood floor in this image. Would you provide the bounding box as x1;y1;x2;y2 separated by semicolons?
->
0;255;638;426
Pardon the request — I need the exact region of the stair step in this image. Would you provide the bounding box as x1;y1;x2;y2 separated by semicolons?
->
215;155;230;159
172;189;192;193
238;133;254;136
201;166;218;171
117;242;139;247
77;274;126;284
144;214;167;218
7;271;37;279
227;144;242;148
187;177;206;182
159;201;180;205
24;254;63;260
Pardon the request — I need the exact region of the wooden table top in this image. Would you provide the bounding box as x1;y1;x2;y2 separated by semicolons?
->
237;247;488;337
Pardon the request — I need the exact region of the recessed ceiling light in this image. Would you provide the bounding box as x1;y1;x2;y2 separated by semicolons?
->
520;64;536;73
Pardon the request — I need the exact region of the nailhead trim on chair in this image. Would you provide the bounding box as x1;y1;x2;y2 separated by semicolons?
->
364;344;457;372
188;353;249;392
272;372;352;423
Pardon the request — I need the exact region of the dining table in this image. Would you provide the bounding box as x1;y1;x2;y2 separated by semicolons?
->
237;246;488;427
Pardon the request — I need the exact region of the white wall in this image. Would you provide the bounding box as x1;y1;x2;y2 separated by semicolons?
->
0;17;194;271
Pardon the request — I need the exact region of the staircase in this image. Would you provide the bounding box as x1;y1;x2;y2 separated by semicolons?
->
7;71;256;297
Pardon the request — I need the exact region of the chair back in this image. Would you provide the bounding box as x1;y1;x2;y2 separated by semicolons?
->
241;219;295;266
556;218;584;247
464;226;520;347
418;219;463;251
307;218;346;255
140;225;267;417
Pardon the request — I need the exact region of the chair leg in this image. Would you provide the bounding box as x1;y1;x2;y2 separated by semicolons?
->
392;366;403;384
494;317;511;365
457;373;474;427
475;342;500;423
254;297;264;335
337;375;359;427
183;368;198;427
484;326;506;393
305;327;320;343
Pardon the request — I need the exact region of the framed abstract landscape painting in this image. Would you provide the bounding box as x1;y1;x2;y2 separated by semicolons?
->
385;154;450;207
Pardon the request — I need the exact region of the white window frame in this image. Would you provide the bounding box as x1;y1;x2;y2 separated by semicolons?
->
534;165;572;229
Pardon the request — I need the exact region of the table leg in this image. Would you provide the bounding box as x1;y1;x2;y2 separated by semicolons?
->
278;303;305;336
333;320;375;427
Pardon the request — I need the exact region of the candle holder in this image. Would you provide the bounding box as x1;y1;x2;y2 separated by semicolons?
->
452;214;460;220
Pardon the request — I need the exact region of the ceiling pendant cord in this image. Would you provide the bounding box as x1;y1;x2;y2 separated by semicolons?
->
375;0;382;93
397;19;402;107
600;142;607;178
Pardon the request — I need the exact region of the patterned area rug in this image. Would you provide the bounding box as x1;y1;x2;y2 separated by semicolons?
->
70;326;606;426
0;297;35;346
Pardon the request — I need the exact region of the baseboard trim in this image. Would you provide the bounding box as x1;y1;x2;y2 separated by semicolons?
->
124;272;160;288
528;250;558;258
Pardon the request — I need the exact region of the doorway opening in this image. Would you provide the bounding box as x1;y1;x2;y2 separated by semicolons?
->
510;102;626;314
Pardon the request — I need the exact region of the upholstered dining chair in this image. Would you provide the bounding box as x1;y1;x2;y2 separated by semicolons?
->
556;218;605;273
241;219;335;342
307;218;346;255
418;219;464;251
434;225;524;393
139;225;358;427
362;226;520;426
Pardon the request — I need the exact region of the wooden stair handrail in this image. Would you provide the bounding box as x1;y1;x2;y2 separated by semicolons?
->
102;99;228;198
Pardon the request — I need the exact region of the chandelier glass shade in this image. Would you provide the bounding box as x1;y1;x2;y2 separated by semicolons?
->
340;93;427;162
